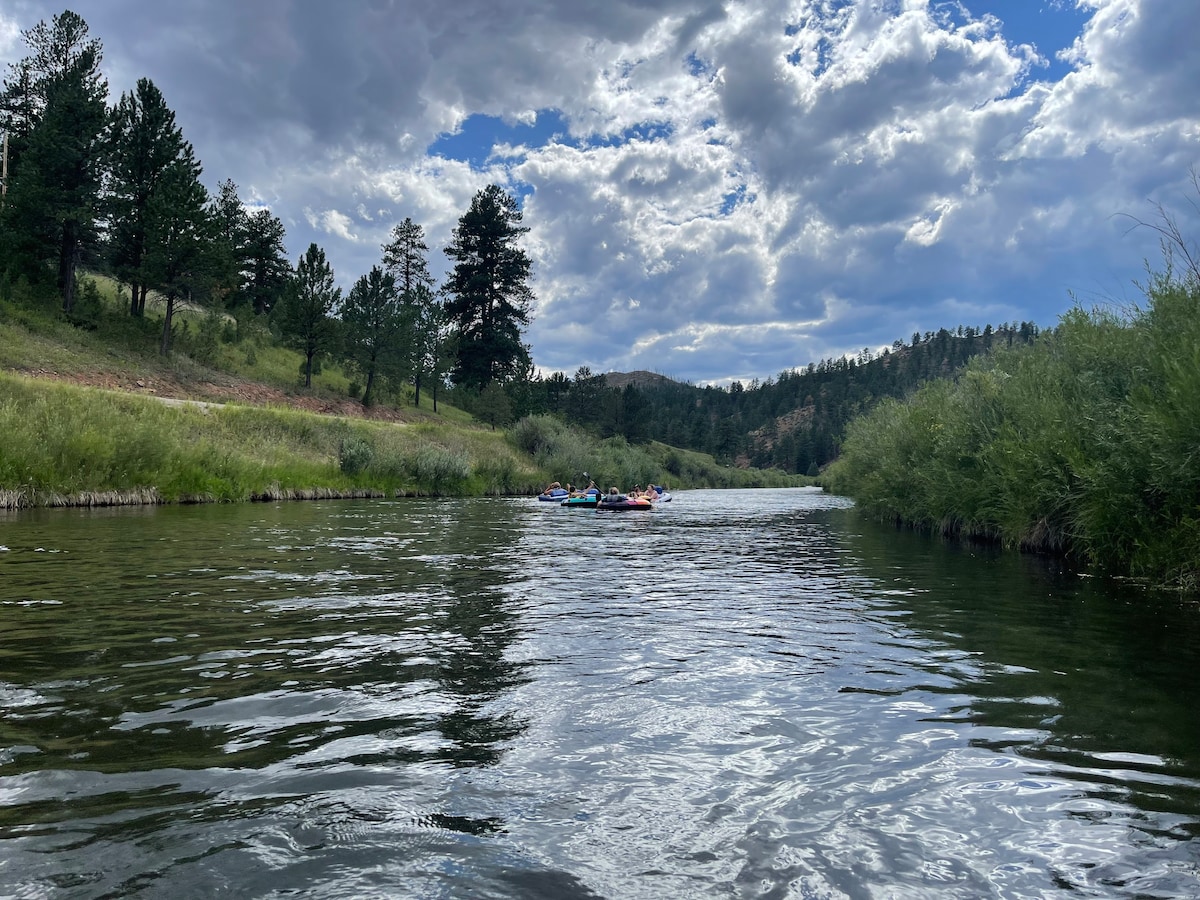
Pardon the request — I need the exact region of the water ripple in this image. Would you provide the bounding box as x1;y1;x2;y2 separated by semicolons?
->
0;491;1197;897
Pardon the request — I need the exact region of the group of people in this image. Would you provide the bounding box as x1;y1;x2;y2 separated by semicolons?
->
607;484;661;500
540;480;666;501
538;480;600;498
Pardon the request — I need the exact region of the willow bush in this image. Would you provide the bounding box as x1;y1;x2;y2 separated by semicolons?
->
824;275;1200;589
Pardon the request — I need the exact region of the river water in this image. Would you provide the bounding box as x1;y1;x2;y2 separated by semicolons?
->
1;488;1197;898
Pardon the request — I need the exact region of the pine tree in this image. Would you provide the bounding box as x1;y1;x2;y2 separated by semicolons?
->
105;78;192;317
0;11;107;311
342;266;401;407
241;208;289;315
205;178;249;312
382;217;439;404
443;184;534;390
142;152;210;354
276;243;341;388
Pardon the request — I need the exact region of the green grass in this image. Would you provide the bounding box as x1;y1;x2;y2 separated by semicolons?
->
0;372;543;504
1;272;806;506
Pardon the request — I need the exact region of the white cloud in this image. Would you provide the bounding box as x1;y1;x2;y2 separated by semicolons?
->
3;0;1196;383
0;13;20;62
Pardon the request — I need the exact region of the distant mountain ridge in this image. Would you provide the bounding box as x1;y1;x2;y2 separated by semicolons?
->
602;370;684;390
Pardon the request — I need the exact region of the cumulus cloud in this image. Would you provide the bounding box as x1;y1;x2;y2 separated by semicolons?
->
3;0;1196;384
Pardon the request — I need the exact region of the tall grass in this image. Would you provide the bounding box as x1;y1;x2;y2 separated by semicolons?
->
823;276;1200;589
0;374;540;505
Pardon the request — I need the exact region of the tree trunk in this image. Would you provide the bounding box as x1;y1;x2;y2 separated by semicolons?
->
58;226;78;313
304;350;314;388
159;293;175;355
129;281;140;316
363;369;375;407
414;373;422;408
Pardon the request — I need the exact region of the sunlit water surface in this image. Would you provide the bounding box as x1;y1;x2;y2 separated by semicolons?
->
1;489;1198;898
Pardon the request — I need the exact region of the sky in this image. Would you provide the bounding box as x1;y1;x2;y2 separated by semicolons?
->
2;0;1198;386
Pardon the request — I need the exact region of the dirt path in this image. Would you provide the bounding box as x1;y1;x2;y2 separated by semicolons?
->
13;367;417;424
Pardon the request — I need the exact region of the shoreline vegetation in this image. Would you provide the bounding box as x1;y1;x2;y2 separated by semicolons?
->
821;265;1200;592
0;370;803;511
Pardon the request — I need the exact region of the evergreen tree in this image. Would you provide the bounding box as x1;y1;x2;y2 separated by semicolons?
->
382;217;438;404
476;380;513;431
141;152;210;354
206;177;249;308
0;11;100;171
382;216;434;297
443;184;534;390
105;78;191;317
407;282;448;407
276;243;341;388
0;10;107;311
342;265;401;407
241;208;289;315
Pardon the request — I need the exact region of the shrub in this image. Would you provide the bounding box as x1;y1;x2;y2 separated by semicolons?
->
409;445;471;493
338;436;373;474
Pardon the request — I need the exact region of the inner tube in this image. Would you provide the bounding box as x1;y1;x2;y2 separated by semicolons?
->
561;495;600;508
596;497;653;511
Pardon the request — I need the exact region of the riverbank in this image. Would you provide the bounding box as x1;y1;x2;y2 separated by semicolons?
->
0;371;544;507
821;276;1200;593
0;372;802;509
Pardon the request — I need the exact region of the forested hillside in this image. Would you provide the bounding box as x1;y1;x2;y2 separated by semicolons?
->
502;322;1043;474
0;11;532;418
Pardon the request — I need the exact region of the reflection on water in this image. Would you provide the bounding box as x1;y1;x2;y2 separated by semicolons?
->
1;490;1198;898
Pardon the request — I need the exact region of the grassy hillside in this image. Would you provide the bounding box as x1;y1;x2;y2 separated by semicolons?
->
0;274;804;506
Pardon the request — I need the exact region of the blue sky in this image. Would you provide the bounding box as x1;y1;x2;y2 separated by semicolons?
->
2;0;1197;385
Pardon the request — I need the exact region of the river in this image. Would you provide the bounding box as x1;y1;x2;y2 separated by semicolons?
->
1;488;1197;898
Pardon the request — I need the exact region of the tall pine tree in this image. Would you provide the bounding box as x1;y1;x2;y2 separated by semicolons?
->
142;152;210;354
106;78;192;317
276;243;341;388
241;208;290;315
443;184;534;391
342;266;402;407
205;178;250;313
0;11;107;311
382;217;439;405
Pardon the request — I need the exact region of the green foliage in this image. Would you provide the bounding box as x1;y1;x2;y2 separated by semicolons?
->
0;10;108;313
342;265;402;407
239;209;290;316
338;436;373;475
275;242;341;387
407;444;471;491
105;77;192;318
65;276;104;330
825;277;1200;589
509;414;803;493
475;380;513;430
0;373;541;503
443;184;533;389
498;321;1043;474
